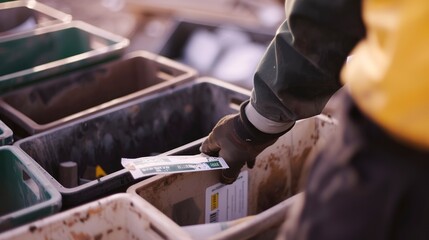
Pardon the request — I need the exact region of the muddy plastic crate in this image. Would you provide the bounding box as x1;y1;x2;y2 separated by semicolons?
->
14;77;250;209
0;120;12;145
158;19;273;89
126;114;337;228
0;0;71;37
0;50;197;139
0;193;192;240
0;20;129;94
0;146;61;232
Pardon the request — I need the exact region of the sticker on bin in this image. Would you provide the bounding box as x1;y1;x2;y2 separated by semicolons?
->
121;154;229;179
205;171;248;223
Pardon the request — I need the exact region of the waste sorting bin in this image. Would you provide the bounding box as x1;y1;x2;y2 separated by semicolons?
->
0;20;129;94
0;193;192;240
158;19;273;89
0;120;12;145
0;146;61;232
126;114;337;229
14;77;250;209
0;0;71;37
0;50;197;139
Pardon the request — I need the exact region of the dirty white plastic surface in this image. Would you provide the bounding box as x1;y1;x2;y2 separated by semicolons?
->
0;193;193;240
127;114;338;229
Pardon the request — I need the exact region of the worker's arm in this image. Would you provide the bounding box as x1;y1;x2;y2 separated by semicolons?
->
250;0;365;131
201;0;366;184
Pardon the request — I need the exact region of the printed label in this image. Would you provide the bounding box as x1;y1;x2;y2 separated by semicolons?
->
121;154;229;179
205;171;248;223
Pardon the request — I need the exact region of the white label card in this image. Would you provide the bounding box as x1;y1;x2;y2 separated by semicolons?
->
205;171;248;223
121;154;229;179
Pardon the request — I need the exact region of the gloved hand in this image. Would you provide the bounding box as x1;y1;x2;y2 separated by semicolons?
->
201;101;293;184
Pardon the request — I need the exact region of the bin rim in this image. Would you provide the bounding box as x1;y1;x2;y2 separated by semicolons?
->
0;0;72;39
0;120;13;145
0;0;72;25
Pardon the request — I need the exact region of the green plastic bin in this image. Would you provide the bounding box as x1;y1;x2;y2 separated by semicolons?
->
0;146;61;232
0;0;71;37
0;20;129;94
0;120;12;145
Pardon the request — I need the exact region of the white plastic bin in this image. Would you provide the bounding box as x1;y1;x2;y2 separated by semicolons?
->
127;114;337;230
0;193;193;240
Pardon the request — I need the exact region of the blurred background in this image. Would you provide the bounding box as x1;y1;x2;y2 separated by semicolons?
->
37;0;286;89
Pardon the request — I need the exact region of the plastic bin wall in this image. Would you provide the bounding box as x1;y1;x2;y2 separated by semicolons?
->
0;50;197;139
0;193;192;240
0;1;71;37
0;146;61;232
0;120;12;145
0;21;129;94
127;114;337;227
14;78;250;209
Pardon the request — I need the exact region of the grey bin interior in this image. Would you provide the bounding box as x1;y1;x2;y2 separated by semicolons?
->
0;51;197;139
0;21;129;94
0;1;71;37
15;78;249;209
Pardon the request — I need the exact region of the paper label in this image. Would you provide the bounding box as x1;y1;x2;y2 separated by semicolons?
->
121;154;229;179
205;171;248;223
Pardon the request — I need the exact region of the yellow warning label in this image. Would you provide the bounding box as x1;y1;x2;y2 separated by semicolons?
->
95;165;107;178
211;193;219;211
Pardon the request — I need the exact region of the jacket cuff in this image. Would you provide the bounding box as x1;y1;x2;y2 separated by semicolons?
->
234;101;294;144
245;103;295;134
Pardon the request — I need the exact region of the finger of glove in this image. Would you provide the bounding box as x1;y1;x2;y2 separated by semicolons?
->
246;158;256;169
219;147;246;184
200;133;221;157
220;167;242;185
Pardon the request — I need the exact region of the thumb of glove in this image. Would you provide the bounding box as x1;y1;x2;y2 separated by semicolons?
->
200;132;221;157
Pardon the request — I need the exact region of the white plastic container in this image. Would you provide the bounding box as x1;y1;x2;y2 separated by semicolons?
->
0;193;193;240
127;114;338;234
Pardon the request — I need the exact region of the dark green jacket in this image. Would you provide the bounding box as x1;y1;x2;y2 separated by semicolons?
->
250;0;365;124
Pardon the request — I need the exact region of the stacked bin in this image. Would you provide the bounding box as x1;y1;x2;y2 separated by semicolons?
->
0;193;193;240
0;20;129;94
14;78;250;209
0;146;61;232
0;50;197;139
0;0;71;37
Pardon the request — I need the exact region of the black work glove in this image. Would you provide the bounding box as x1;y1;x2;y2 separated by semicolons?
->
200;101;293;184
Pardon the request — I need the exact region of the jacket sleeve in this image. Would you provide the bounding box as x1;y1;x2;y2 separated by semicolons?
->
250;0;366;123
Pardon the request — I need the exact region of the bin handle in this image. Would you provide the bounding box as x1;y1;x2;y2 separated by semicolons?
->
22;170;41;199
